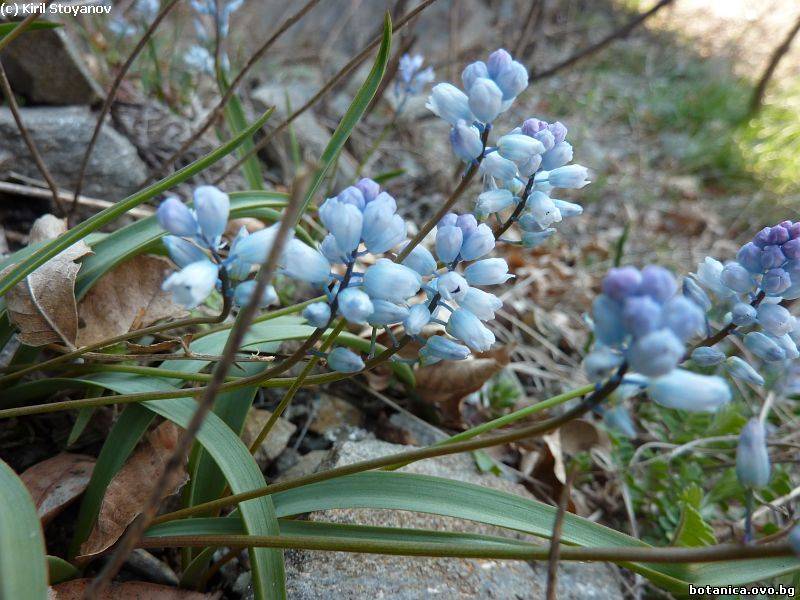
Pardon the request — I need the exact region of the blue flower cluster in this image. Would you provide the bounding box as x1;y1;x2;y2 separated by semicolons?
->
586;265;731;413
394;54;435;106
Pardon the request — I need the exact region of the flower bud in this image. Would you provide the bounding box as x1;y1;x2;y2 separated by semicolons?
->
456;214;478;234
661;296;705;341
628;328;684;377
782;238;800;260
435;225;463;263
546;164;589;189
683;276;712;312
404;304;431;334
481;151;518;181
762;267;791;295
529;191;562;229
421;335;470;363
464;258;513;285
494;60;528;100
363;259;422;303
772;332;800;360
303;302;331;328
461;60;488;91
281;239;331;285
621;295;661;337
446;308;495;352
367;300;409;326
450;120;484;162
163;235;207;268
736;242;763;273
790;526;800;557
229;223;282;264
194;186;230;246
518;153;543;178
592;294;626;346
603;405;637;438
540;141;573;171
233;281;277;308
439;213;458;228
436;271;470;302
731;302;757;326
162;259;219;308
468;77;503;123
355;178;381;203
460;224;495;261
648;370;731;412
757;302;793;336
725;356;764;386
336;185;366;210
584;348;624;382
736;418;770;489
319;198;363;254
401;243;437;276
761;245;787;270
639;265;677;303
520;118;547;136
548;121;568;145
320;233;349;264
476;189;514;218
691;346;726;366
744;331;786;362
459;287;502;321
362;192;403;254
521;228;556;248
602;266;641;301
365;213;406;255
157;196;198;237
426;83;474;124
486;49;512;79
497;134;545;163
553;199;583;219
327;347;364;373
337;287;374;324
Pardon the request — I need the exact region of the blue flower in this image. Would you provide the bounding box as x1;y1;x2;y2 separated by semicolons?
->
337;288;374;324
157;196;198;237
475;189;514;219
367;300;409;326
467;77;504;124
319;198;363;254
363;259;421;303
544;165;590;189
404;304;431;335
420;335;470;363
497;133;545;163
460;224;495;261
401;243;437;276
628;329;685;377
450;120;484;162
233;281;277;308
162;259;219;308
303;302;331;328
446;308;495;352
426;83;473;124
464;258;512;285
281;239;331;285
736;418;770;489
691;346;726;366
228;223;281;265
435;225;463;264
436;271;469;302
725;356;765;386
163;235;207;268
756;302;793;336
744;331;786;362
481;152;518;182
327;347;365;373
194;186;230;247
647;369;731;412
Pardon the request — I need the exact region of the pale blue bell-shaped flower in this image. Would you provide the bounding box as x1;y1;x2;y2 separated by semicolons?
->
521;229;556;248
757;302;793;336
336;185;366;210
157;196;198;237
683;276;712;312
319;198;363;254
460;224;495;261
731;302;757;326
736;418;770;489
476;189;514;219
603;405;637;438
744;331;786;362
327;347;364;373
456;213;478;234
553;199;583;219
367;300;409;326
355;178;380;203
363;259;421;303
464;258;513;285
421;335;470;363
720;262;755;293
400;243;437;276
228;223;282;264
529;191;562;228
226;227;253;280
404;304;431;334
426;83;474;124
772;332;800;360
451;120;484;162
762;267;791;295
691;346;726;366
584;347;624;381
725;356;765;386
303;302;331;328
661;296;705;341
545;165;590;189
281;239;331;285
647;369;731;412
486;49;512;78
494;60;528;100
366;214;406;255
162;259;219;308
233;281;277;308
540;141;573;171
436;271;469;302
163;235;207;268
695;257;733;299
468;77;503;123
337;287;374;324
462;61;488;91
459;287;502;321
592;295;626;346
194;186;230;246
435;225;463;263
481;151;518;182
320;233;349;264
790;526;800;557
497;134;545;164
518;153;543;178
446;308;495;352
628;328;684;377
362;193;405;254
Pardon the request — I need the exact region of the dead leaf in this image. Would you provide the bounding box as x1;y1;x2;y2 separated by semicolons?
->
3;214;91;347
76;255;187;347
79;421;188;558
542;420;606;484
126;339;180;354
414;345;511;426
48;579;218;599
20;453;95;525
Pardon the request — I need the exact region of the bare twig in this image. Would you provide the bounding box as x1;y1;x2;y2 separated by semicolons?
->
530;0;676;82
85;176;306;597
748;13;800;117
514;0;546;60
211;0;440;185
70;0;181;217
0;60;64;216
546;463;578;600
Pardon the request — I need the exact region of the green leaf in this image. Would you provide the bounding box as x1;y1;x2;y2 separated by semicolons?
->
219;71;265;190
0;459;48;599
0;20;60;37
0;109;275;296
298;13;392;214
671;503;716;548
47;556;79;585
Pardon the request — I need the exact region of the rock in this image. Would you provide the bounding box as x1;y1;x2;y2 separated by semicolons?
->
386;411;448;447
240;407;296;469
284;439;624;599
3;28;102;105
275;449;328;482
308;394;364;436
125;549;179;586
0;106;148;200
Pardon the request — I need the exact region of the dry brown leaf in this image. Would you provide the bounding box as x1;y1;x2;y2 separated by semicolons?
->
542;420;607;484
48;579;218;599
20;453;95;525
79;421;188;558
415;345;511;425
3;214;92;347
76;255;187;347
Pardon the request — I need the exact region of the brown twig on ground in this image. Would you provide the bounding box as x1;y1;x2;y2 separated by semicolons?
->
545;463;579;600
0;60;65;216
748;13;800;117
530;0;676;82
211;0;440;185
70;0;181;221
85;178;306;598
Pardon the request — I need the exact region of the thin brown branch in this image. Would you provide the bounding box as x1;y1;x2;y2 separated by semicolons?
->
514;0;546;60
0;60;64;216
748;13;800;117
85;179;306;597
70;0;181;217
211;0;440;185
546;463;578;600
530;0;676;82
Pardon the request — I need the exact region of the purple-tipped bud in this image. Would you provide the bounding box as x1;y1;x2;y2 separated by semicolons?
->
621;295;661;337
648;369;731;412
303;302;331;328
337;287;374;324
736;418;770;489
762;267;791;295
462;61;489;92
487;49;512;78
336;185;366;209
460;223;495;261
327;347;364;373
753;227;771;248
691;346;726;366
639;265;677;303
193;186;230;246
628;328;684;377
736;242;764;274
725;356;765;386
548;121;568;144
760;245;786;270
435;225;463;263
468;77;504;123
451;120;484;162
157;196;198;237
782;238;800;261
355;178;380;203
319;198;363;254
464;258;513;285
602;266;642;301
403;304;431;334
446;308;495;352
767;225;790;245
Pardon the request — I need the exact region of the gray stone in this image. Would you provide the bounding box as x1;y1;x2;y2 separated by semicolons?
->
0;106;148;200
240;407;297;469
284;439;625;599
3;28;103;105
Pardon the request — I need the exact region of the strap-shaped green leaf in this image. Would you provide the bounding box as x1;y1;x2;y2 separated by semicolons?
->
0;459;48;599
219;71;265;190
